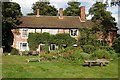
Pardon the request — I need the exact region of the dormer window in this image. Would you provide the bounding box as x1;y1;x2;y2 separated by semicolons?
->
70;29;78;36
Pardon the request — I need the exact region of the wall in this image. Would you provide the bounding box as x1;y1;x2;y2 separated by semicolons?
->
12;28;79;51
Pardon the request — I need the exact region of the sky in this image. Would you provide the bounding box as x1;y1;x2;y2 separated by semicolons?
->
11;0;120;34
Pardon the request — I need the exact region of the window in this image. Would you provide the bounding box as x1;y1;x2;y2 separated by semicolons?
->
22;29;28;37
20;42;28;51
50;44;56;50
70;29;77;36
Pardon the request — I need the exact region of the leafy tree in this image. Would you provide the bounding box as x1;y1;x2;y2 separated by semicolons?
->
63;1;81;16
2;2;22;52
28;1;58;16
112;36;120;53
79;28;96;46
88;2;117;45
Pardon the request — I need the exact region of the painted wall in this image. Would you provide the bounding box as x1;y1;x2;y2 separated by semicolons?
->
12;28;79;51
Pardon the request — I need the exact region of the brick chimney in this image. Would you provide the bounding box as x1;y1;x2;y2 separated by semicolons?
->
80;6;86;22
36;9;40;17
59;8;63;19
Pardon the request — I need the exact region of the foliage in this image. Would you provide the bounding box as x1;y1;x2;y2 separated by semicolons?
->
29;1;58;16
88;2;117;44
89;2;116;28
91;49;110;59
78;28;96;46
2;2;22;26
2;2;22;52
109;50;118;60
10;47;19;55
112;36;120;53
54;33;77;48
28;33;76;51
63;1;81;16
100;46;114;51
82;45;96;54
79;53;91;60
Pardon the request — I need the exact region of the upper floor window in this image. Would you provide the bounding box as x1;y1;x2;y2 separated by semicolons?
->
70;29;77;36
22;29;28;37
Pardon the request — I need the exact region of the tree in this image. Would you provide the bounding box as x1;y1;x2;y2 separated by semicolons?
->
88;2;117;45
78;28;96;46
63;1;81;16
112;36;120;53
2;2;22;52
28;1;58;16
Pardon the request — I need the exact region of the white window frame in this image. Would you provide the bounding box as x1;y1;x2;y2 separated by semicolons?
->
22;29;28;37
49;44;56;50
19;42;28;51
70;29;78;36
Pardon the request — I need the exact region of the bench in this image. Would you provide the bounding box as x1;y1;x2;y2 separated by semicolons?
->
84;59;109;67
26;58;41;62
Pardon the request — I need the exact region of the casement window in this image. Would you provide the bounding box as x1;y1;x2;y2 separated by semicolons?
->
22;29;28;37
20;42;28;51
70;29;78;36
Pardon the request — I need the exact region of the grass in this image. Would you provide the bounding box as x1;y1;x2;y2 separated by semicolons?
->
2;55;118;78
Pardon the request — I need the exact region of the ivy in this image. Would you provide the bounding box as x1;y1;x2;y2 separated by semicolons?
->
28;32;76;50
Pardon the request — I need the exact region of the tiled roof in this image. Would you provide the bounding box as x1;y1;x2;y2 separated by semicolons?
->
17;16;94;29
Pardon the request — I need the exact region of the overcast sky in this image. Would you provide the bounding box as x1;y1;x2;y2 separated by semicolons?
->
11;0;119;34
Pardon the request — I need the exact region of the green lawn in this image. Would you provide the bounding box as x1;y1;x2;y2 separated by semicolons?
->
2;55;118;78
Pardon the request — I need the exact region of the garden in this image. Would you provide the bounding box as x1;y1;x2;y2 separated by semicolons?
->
2;33;120;78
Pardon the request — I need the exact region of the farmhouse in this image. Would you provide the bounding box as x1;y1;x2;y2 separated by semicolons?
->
11;6;117;52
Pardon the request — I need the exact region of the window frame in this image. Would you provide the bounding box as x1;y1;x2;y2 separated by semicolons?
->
22;29;28;37
70;29;78;36
19;42;28;51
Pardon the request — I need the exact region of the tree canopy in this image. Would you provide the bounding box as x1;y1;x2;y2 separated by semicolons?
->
2;2;22;52
89;2;116;30
88;2;117;46
63;1;81;16
28;1;58;16
2;2;22;27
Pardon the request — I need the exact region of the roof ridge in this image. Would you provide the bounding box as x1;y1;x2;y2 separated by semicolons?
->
22;16;80;17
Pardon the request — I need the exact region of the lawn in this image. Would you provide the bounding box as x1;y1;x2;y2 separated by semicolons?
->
2;55;118;78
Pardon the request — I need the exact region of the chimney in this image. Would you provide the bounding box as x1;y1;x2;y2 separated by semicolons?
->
59;8;63;19
36;9;40;17
80;6;86;22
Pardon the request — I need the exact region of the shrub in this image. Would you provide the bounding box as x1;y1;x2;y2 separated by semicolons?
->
82;45;96;54
11;47;19;55
91;49;110;59
100;46;114;51
108;50;118;60
80;53;91;60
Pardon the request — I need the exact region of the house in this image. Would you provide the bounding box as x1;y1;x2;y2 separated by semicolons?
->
11;6;117;52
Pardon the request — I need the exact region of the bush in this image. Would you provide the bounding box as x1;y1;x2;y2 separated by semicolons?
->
108;50;118;60
11;47;19;55
82;45;96;54
80;53;91;60
91;49;110;59
100;46;114;51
